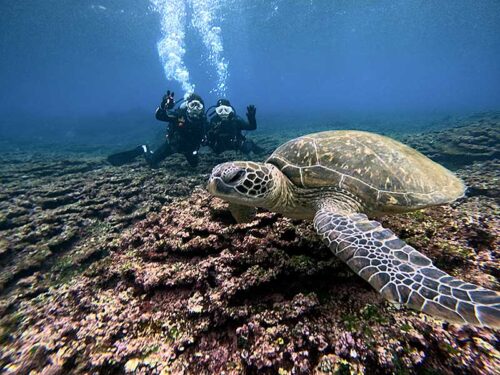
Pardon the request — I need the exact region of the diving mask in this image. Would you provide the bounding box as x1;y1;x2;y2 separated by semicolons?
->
215;105;234;119
186;99;204;118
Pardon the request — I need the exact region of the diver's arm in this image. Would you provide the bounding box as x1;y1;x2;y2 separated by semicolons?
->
202;117;215;145
155;107;177;123
207;116;218;130
238;117;256;131
239;105;257;130
155;91;177;122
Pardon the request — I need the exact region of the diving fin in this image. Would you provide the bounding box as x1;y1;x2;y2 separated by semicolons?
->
107;146;145;166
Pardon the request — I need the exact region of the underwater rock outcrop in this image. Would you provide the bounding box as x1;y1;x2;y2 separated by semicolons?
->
2;176;498;373
0;115;499;374
0;153;208;322
402;112;500;167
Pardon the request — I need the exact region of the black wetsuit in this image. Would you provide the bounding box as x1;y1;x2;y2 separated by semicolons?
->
151;106;206;167
106;104;206;168
205;114;261;154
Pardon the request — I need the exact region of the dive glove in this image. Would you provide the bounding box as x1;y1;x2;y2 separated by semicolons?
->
161;90;175;110
246;105;256;123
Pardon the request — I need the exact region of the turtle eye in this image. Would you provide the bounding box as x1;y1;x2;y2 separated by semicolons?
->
228;169;246;184
223;169;246;184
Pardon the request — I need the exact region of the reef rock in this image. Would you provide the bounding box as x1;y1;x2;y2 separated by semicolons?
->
403;112;500;166
1;182;498;374
0;115;499;374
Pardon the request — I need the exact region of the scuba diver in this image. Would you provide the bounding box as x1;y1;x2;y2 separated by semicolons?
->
204;99;264;155
107;91;207;168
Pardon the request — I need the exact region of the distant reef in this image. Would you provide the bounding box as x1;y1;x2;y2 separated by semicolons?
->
0;113;499;374
403;112;500;167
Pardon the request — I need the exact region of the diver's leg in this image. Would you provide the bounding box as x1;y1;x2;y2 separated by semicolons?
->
184;150;200;167
107;146;145;166
213;141;227;155
240;139;264;155
146;142;173;168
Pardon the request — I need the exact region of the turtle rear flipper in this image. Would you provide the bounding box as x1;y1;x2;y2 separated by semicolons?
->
314;207;500;328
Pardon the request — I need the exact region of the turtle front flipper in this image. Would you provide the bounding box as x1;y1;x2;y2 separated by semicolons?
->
229;203;257;223
314;208;500;328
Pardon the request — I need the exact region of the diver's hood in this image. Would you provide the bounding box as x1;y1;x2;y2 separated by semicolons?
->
216;99;231;107
186;93;205;106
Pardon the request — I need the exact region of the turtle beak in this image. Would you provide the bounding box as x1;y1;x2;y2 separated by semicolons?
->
207;176;236;197
208;163;243;197
208;164;226;196
208;164;223;195
207;178;217;195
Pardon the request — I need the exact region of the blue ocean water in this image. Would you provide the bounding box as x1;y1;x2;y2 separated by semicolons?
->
0;0;499;147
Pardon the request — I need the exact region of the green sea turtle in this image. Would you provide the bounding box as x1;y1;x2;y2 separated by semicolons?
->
207;130;499;328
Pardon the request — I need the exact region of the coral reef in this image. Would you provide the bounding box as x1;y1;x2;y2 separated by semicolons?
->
0;144;273;313
402;112;500;167
1;170;499;374
0;153;207;317
0;114;499;374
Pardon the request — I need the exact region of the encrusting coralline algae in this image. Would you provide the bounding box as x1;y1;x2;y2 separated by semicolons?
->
0;114;499;374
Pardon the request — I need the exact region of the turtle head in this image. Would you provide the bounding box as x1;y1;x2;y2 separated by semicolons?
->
208;161;282;208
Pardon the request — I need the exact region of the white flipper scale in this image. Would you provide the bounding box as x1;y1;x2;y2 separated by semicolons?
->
314;208;500;328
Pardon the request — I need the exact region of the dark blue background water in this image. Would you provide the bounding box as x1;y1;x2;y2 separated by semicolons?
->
1;0;499;144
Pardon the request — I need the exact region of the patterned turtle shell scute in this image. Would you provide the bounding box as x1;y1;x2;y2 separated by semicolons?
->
266;130;466;211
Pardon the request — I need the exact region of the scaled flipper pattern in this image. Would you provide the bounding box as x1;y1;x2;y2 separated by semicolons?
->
314;209;500;328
